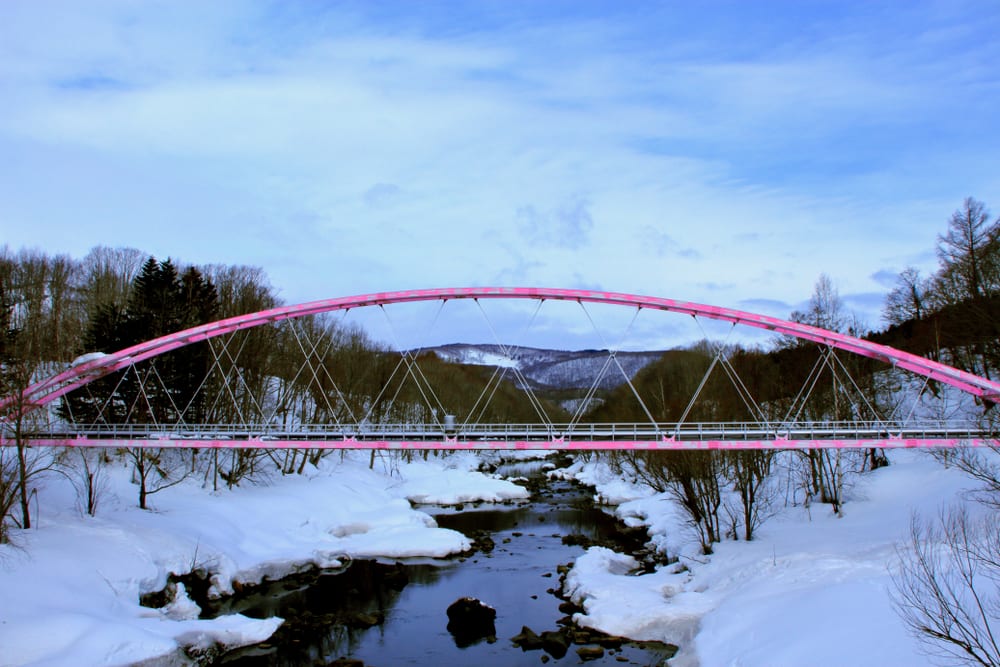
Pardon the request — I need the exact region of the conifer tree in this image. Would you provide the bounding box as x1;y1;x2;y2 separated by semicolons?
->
63;257;218;425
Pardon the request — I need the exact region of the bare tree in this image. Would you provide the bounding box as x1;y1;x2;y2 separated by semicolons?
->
125;447;189;510
612;450;725;554
785;446;845;514
58;448;109;517
891;505;1000;666
932;198;1000;380
0;445;20;543
0;248;73;530
884;267;932;327
936;197;1000;304
931;445;1000;510
786;274;856;513
78;246;146;321
791;273;848;334
199;264;281;486
726;449;776;541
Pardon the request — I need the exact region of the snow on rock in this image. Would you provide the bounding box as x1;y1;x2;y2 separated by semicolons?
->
170;613;284;658
549;456;651;504
162;583;201;621
564;547;709;666
391;455;531;504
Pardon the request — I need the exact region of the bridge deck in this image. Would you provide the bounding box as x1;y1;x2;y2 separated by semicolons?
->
6;421;996;449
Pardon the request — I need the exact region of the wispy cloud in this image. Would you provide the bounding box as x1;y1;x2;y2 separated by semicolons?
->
637;226;701;259
517;197;594;249
870;269;900;289
1;1;998;346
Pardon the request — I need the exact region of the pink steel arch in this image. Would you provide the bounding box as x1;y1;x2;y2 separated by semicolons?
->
5;286;1000;418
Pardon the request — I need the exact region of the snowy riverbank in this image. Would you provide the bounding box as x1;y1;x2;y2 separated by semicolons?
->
558;450;991;667
0;451;529;666
1;448;991;666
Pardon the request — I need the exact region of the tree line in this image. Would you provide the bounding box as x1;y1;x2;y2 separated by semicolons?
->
584;197;1000;555
0;247;283;530
3;198;1000;525
580;198;1000;666
0;245;565;528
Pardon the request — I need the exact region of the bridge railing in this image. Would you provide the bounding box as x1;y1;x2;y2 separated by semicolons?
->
12;419;996;443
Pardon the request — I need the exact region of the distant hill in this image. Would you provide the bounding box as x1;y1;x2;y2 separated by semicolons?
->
427;343;667;391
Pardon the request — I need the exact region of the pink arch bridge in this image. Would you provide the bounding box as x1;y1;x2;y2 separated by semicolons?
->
3;287;998;450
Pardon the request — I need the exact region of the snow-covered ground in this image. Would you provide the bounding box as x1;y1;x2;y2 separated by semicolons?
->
558;450;994;667
0;451;528;666
0;446;993;666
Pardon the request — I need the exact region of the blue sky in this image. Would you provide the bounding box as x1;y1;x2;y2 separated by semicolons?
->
2;0;999;349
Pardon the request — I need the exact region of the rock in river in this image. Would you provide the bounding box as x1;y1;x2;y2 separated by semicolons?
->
446;597;497;647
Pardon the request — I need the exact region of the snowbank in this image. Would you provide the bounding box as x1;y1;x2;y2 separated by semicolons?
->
0;451;527;666
564;547;709;663
549;455;653;504
389;451;531;504
560;450;992;667
4;445;992;667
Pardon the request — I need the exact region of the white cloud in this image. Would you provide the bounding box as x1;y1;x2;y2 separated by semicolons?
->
1;1;998;347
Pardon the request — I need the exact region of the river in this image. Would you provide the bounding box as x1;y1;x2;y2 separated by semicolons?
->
211;458;677;666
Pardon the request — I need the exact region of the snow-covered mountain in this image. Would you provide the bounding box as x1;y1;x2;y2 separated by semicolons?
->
428;343;666;391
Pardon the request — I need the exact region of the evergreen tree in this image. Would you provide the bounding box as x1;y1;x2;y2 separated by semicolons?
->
62;257;219;425
172;267;218;422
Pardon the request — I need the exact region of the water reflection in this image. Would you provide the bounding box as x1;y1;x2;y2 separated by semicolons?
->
217;472;669;666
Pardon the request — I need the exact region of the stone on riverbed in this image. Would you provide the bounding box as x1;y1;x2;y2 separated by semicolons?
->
511;625;544;650
577;645;605;660
540;630;570;658
446;597;497;646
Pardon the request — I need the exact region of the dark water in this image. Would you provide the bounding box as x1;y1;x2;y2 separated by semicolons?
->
214;461;674;666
